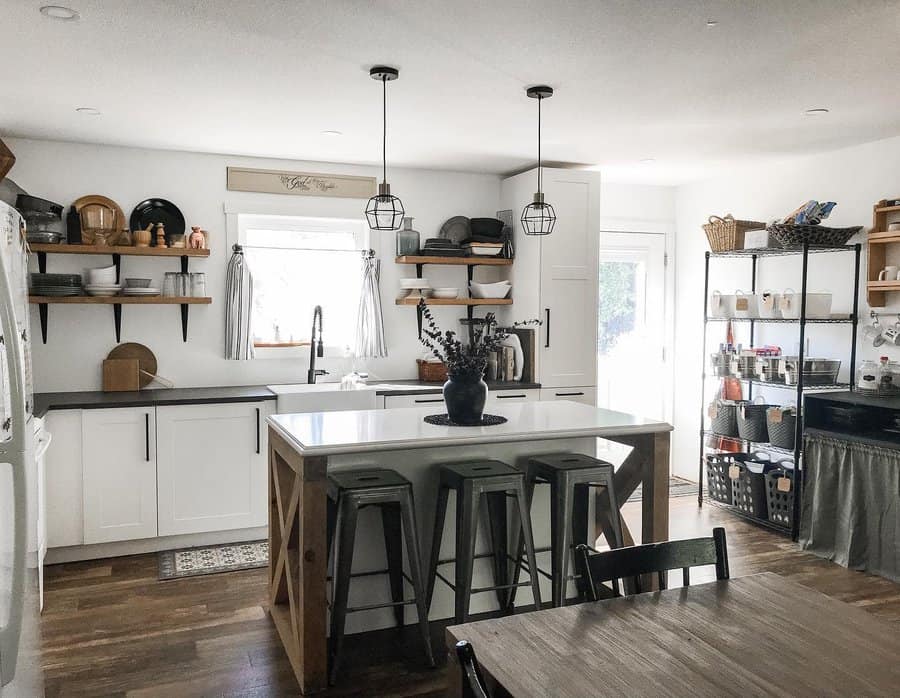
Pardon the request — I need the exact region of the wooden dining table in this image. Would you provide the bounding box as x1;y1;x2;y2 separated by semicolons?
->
446;572;900;697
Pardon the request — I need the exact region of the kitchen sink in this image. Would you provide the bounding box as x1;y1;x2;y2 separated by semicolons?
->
268;383;379;414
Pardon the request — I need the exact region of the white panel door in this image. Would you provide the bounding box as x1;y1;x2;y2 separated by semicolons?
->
156;402;269;536
82;407;157;544
539;171;601;388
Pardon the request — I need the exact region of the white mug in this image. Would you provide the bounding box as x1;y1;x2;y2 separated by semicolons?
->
889;222;900;232
878;266;900;281
863;319;886;347
882;322;900;346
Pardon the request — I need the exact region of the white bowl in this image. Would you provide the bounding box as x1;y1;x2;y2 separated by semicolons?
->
400;278;430;289
469;281;512;299
431;288;459;299
468;246;503;256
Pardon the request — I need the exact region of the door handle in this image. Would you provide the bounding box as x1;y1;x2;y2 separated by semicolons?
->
555;391;585;397
545;308;551;348
496;394;527;399
256;407;261;454
414;398;444;404
145;412;150;462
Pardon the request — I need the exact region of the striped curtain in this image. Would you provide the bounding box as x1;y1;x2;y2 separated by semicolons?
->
225;245;254;360
355;251;387;358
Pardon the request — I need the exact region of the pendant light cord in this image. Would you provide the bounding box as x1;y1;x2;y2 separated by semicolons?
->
537;95;542;194
382;76;387;185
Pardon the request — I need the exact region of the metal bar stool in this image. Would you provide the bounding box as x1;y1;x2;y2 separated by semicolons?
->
510;453;624;608
326;468;434;685
426;459;542;625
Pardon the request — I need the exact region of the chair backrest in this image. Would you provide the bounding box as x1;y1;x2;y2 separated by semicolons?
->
577;527;729;600
455;640;490;698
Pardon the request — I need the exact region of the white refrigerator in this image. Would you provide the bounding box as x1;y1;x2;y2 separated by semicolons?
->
0;199;42;695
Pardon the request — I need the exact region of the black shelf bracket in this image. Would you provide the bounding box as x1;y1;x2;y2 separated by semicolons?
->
112;253;121;285
37;251;47;274
113;303;122;342
180;255;189;274
181;303;189;342
38;303;48;343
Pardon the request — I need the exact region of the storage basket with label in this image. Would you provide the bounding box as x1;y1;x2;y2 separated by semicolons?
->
708;399;739;437
766;406;798;450
730;453;775;519
764;459;795;529
704;452;736;505
703;215;768;253
736;398;774;443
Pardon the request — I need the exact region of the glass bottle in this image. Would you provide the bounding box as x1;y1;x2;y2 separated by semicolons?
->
396;217;420;256
857;359;878;392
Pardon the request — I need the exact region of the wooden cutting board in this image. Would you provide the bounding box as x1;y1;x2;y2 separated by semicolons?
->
107;343;157;388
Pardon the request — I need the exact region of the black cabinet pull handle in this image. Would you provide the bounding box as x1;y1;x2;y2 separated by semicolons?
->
497;394;527;399
256;407;261;454
545;308;551;348
556;392;585;397
145;412;150;462
414;398;444;404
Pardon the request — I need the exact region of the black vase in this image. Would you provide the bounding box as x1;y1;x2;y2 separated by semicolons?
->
443;373;488;425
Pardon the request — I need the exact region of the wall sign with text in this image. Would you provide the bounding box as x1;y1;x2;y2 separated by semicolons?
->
226;167;376;199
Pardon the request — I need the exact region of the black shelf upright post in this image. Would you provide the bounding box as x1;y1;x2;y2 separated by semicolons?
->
698;251;711;505
790;242;810;540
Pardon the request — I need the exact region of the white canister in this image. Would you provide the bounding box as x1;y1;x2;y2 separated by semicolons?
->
780;290;833;319
756;290;781;319
709;291;736;319
733;290;758;318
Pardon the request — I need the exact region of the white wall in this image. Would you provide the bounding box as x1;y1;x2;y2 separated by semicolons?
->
6;138;501;391
672;135;900;481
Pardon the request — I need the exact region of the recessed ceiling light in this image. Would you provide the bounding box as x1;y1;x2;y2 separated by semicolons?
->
805;108;830;115
40;5;80;20
640;158;656;164
321;130;343;137
706;20;719;27
75;107;100;116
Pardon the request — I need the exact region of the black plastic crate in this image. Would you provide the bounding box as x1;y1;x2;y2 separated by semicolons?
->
732;458;774;519
765;464;795;529
705;453;735;504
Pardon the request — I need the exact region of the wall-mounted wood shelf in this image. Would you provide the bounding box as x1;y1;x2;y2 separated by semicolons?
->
867;198;900;307
28;243;210;258
28;295;211;344
395;255;512;266
394;297;512;306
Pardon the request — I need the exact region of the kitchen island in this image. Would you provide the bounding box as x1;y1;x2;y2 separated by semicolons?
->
267;400;672;693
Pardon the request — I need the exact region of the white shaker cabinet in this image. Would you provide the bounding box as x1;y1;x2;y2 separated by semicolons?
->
539;387;597;406
82;407;158;544
486;388;539;407
45;410;83;548
156;402;270;536
382;393;446;409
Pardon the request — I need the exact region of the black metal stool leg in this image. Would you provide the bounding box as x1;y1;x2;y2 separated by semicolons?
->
329;494;359;686
326;496;338;569
605;478;625;549
485;491;509;609
550;476;574;608
513;483;542;610
426;485;449;610
381;502;405;628
506;472;536;610
571;483;590;599
455;480;480;624
398;487;436;667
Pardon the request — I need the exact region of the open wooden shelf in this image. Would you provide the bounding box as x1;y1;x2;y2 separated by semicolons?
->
866;281;900;291
29;243;210;258
867;200;900;307
867;232;900;244
396;255;512;266
29;295;211;305
874;204;900;214
395;297;512;306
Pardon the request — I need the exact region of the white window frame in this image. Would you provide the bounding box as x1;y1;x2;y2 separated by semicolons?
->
226;208;372;360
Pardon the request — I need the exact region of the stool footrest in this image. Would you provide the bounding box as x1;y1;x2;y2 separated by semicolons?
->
345;597;420;614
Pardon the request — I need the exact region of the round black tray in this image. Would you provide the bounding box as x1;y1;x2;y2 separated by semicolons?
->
424;413;508;427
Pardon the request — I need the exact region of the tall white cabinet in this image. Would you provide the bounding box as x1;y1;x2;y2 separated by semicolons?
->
501;167;601;393
82;407;158;544
156;402;269;536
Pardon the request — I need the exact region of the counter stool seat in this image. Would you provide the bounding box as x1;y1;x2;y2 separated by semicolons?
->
426;459;542;625
326;468;434;686
510;452;624;608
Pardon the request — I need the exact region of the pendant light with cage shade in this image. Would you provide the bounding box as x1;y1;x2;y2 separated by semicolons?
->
365;66;405;231
521;85;556;236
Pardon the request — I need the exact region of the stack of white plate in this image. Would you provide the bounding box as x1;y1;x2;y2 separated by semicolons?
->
122;287;160;297
399;277;432;298
84;285;122;297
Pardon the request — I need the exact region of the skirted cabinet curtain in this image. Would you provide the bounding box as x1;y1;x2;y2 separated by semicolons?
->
225;244;254;360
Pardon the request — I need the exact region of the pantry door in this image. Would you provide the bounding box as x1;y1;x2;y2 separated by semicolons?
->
597;232;667;420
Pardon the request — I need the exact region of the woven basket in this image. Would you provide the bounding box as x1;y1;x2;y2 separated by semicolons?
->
768;224;862;248
736;401;775;443
766;407;798;450
417;359;448;383
709;400;739;437
703;215;767;253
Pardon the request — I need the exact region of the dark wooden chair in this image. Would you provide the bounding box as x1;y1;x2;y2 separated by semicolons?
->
576;527;729;600
455;640;490;698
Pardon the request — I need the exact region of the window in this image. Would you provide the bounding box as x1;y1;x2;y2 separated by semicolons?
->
237;214;369;351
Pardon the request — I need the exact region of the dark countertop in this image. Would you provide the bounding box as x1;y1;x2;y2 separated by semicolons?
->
805;390;900;409
33;385;276;417
371;380;541;396
806;427;900;452
32;380;542;416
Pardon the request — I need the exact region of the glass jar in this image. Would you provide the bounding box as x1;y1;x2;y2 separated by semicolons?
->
162;272;177;297
190;272;207;298
396;217;420;256
856;360;878;393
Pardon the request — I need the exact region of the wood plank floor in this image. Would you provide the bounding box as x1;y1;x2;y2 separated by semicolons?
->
41;497;900;697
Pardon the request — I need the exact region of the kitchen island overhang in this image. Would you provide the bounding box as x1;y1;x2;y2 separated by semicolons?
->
266;400;672;694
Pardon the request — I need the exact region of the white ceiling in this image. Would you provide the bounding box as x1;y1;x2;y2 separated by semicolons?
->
2;0;899;184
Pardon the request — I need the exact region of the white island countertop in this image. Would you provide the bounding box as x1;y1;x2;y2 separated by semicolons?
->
267;400;672;456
